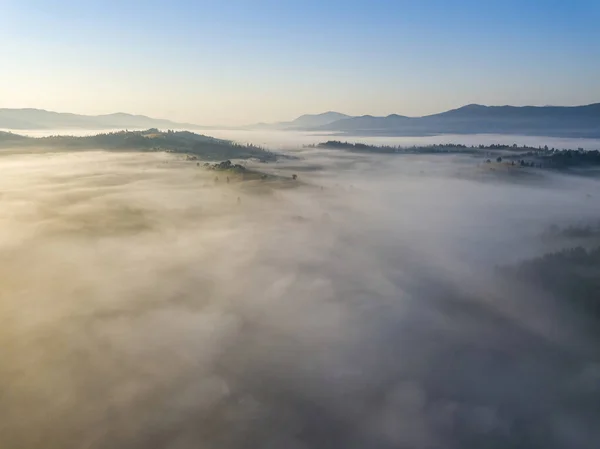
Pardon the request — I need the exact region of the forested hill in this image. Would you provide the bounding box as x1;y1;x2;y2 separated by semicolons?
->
0;129;277;161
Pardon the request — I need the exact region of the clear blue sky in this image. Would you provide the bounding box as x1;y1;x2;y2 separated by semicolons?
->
1;0;599;125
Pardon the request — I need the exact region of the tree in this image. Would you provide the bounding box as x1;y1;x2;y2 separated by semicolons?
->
496;156;502;163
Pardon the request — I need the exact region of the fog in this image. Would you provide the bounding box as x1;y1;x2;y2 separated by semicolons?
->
1;145;600;449
5;128;600;151
201;130;600;152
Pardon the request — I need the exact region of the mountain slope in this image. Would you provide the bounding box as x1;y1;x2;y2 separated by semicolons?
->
323;114;410;131
318;103;600;138
288;111;352;128
250;111;353;130
0;109;203;130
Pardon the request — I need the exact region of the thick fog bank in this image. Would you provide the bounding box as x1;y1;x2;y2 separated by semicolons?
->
1;149;599;449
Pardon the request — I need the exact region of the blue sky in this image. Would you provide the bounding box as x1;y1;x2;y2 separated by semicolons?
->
1;0;599;125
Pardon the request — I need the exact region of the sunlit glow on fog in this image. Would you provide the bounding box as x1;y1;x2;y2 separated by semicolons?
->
1;146;600;449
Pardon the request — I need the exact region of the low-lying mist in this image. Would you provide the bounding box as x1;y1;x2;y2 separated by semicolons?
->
1;148;599;449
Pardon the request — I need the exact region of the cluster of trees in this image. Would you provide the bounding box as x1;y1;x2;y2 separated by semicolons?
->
491;158;539;167
539;149;600;168
206;159;246;172
502;246;600;323
503;149;600;169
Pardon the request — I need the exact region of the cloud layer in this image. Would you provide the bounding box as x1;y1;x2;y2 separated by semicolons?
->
1;148;599;449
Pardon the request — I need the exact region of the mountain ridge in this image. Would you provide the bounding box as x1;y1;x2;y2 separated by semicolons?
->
310;103;600;138
0;108;204;130
3;103;600;138
251;111;353;130
248;103;600;137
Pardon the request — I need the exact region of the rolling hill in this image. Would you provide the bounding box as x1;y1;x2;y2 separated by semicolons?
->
0;129;277;161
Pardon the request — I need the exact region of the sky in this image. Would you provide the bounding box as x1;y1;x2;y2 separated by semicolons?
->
1;0;599;125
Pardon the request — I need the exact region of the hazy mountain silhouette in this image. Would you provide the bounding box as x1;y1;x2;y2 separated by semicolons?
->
5;104;600;137
251;111;353;130
289;111;352;128
319;113;410;132
0;109;204;130
314;103;600;138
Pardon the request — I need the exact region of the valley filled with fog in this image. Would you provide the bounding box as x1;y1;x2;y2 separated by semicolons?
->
5;128;600;151
1;135;600;449
205;130;600;152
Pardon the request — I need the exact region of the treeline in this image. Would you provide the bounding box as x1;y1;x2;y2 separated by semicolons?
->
535;149;600;168
309;140;576;154
0;129;278;161
311;140;600;169
308;140;477;154
502;149;600;169
475;143;541;151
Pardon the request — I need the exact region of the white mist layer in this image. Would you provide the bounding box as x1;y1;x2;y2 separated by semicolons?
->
0;149;599;449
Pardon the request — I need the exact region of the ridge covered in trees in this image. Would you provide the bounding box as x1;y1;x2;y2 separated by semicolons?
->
0;129;277;161
310;140;552;154
312;140;600;169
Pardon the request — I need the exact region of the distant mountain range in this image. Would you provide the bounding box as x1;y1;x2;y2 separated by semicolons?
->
3;104;599;138
0;109;203;130
252;103;600;138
